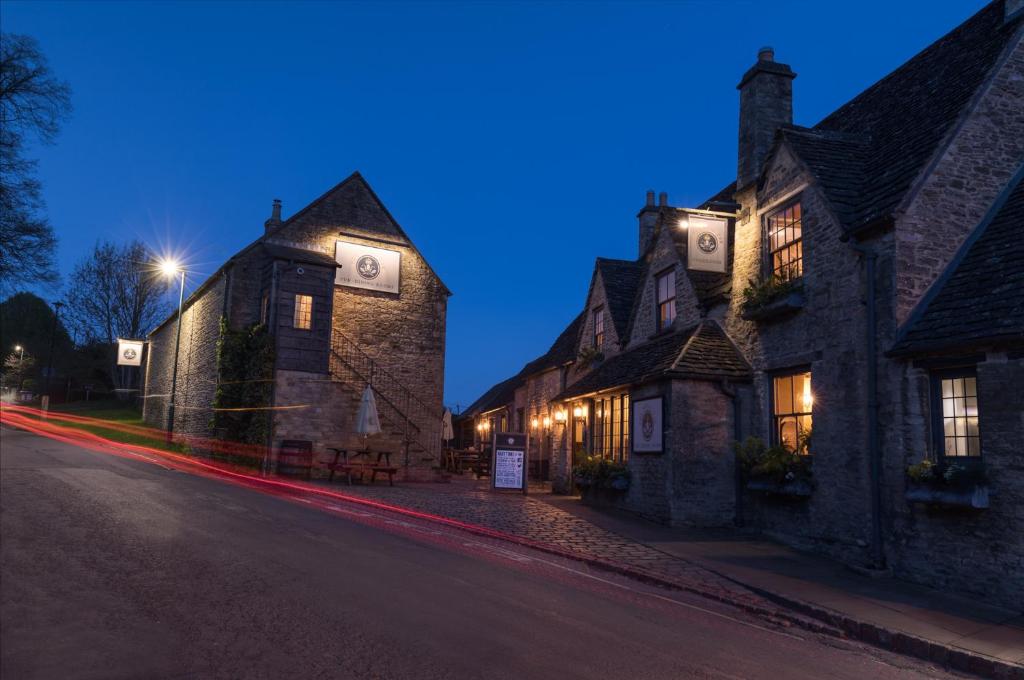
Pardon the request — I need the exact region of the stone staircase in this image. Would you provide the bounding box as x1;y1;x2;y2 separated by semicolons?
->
328;328;441;474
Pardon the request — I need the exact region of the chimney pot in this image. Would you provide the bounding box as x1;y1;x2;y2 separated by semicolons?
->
658;192;668;207
646;190;655;207
271;199;282;221
758;46;775;62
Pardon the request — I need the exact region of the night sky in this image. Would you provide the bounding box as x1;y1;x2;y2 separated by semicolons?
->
2;0;983;409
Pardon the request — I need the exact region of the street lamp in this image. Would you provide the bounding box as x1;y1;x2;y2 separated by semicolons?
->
13;345;24;392
159;259;186;442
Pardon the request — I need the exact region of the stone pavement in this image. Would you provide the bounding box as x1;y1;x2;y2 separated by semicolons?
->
315;476;1023;678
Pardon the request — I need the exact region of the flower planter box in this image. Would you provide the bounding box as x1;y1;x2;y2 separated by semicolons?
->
741;291;806;322
905;483;989;509
745;478;813;498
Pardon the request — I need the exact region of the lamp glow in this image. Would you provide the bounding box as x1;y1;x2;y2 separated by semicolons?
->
572;405;584;419
14;345;22;352
802;381;813;411
542;416;551;429
531;417;539;429
159;259;181;277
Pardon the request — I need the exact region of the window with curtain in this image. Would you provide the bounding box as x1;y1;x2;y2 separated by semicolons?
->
656;269;676;331
772;371;812;453
293;294;313;330
932;371;981;458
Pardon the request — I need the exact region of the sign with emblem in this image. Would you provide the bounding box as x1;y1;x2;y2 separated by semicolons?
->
685;214;728;273
334;241;401;294
491;432;528;494
632;397;663;453
116;339;145;367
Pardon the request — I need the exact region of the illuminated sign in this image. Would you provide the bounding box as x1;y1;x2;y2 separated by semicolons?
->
684;214;729;273
335;241;401;294
117;339;145;367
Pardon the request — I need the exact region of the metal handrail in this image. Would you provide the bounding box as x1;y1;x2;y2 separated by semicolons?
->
329;328;440;464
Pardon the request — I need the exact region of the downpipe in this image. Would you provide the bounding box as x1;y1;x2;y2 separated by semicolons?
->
848;238;885;570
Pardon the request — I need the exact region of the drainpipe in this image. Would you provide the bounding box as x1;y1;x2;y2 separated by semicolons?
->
847;238;884;569
263;261;280;476
716;379;745;527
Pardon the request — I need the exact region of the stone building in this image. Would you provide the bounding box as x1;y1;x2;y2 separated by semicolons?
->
143;172;450;480
466;0;1023;604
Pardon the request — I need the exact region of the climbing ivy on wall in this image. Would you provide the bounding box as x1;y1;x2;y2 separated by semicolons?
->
212;318;274;448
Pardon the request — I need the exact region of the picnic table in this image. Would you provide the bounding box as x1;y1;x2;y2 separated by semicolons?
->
445;448;491;478
325;447;398;486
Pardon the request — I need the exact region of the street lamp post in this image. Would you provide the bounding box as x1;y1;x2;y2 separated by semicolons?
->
162;261;186;443
43;301;65;399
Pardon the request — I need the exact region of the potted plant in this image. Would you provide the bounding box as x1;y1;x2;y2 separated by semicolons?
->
905;458;989;509
574;456;631;499
740;273;804;322
576;346;605;370
735;436;813;497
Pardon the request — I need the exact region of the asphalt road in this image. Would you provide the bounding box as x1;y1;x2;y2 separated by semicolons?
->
1;426;964;680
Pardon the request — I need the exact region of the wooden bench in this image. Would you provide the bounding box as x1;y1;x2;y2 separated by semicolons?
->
325;448;397;486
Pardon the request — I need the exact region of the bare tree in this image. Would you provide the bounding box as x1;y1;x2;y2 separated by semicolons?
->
65;240;169;395
0;34;72;293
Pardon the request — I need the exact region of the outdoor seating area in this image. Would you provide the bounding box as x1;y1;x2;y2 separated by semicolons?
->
444;447;490;478
324;447;398;486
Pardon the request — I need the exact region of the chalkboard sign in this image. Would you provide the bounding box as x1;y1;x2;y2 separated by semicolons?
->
491;432;528;494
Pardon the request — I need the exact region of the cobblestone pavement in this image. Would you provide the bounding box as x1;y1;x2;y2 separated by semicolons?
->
309;476;789;617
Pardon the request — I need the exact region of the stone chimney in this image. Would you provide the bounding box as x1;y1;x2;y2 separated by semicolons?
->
736;47;796;190
264;198;282;233
638;189;658;256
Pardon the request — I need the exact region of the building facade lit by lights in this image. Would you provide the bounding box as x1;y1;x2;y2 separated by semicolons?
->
461;0;1024;605
142;172;450;481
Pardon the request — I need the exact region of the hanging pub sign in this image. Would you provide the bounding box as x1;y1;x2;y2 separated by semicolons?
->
632;397;663;453
334;240;401;294
684;213;729;273
491;432;528;495
116;339;145;367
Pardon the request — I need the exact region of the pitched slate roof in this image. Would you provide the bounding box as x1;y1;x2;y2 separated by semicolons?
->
462;374;523;417
782;1;1021;233
556;320;750;400
595;258;643;341
891;167;1024;355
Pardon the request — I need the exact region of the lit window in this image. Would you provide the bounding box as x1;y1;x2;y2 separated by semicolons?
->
656;269;676;331
765;201;803;280
591;393;630;463
773;371;812;454
293;294;313;330
594;306;605;348
933;372;980;457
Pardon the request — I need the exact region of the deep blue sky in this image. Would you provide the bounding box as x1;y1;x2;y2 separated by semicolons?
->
3;0;983;409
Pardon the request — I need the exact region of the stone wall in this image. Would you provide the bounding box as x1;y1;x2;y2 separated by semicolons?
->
273;262;333;374
626;225;702;349
724;146;879;565
143;273;227;440
885;354;1024;604
895;35;1024;324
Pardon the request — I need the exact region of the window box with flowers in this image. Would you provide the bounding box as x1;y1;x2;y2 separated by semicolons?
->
740;275;805;322
905;459;989;509
735;436;813;498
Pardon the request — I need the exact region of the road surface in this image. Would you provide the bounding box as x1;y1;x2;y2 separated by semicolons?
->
1;426;964;680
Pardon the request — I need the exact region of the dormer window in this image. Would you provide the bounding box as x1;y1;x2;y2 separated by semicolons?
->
656;268;676;331
593;306;605;348
765;201;803;280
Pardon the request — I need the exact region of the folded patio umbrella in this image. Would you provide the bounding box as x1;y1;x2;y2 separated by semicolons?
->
441;408;454;442
355;385;382;437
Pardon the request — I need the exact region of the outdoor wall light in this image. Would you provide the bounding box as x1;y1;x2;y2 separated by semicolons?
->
554;409;567;423
542;416;552;429
572;405;585;419
531;417;539;429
